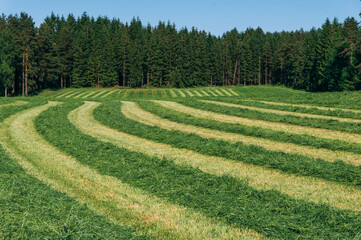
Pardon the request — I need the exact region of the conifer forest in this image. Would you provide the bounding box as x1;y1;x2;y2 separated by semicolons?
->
0;12;360;96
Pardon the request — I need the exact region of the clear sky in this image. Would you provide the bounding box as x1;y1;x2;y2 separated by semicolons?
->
1;0;360;36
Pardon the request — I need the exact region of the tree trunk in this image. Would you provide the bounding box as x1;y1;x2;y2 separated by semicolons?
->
237;65;240;85
25;49;28;96
211;76;213;86
60;74;64;88
147;71;149;86
264;56;268;85
5;87;7;97
258;57;261;85
22;52;25;97
233;59;238;85
122;60;126;87
12;79;15;94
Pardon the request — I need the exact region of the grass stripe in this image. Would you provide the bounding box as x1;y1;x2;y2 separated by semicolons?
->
214;89;225;96
220;89;233;96
259;100;361;113
154;101;361;144
50;90;67;97
185;90;194;97
161;90;167;98
73;91;89;99
151;90;157;98
56;91;75;98
122;101;361;166
201;100;361;124
169;89;177;97
65;91;81;99
0;101;28;108
70;101;361;211
207;90;218;96
228;89;239;96
0;103;256;240
81;91;98;99
192;90;203;97
100;90;117;99
200;90;210;96
91;90;109;99
177;90;186;97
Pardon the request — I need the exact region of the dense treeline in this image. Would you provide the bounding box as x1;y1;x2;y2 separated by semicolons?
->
0;12;360;96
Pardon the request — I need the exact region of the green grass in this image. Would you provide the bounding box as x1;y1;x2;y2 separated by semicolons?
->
1;86;361;239
96;101;361;187
33;101;361;239
0;99;150;240
139;101;361;154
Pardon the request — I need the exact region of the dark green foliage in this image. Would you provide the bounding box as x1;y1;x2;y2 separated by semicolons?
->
1;12;361;94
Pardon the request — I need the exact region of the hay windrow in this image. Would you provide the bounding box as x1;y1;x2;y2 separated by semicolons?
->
169;90;178;97
69;101;361;211
259;100;361;113
177;90;186;97
100;90;117;98
153;100;361;144
200;90;210;96
0;102;255;240
228;89;239;96
91;90;109;98
56;91;75;98
185;90;194;97
0;100;28;108
208;90;218;96
65;91;81;99
121;101;361;166
82;91;99;99
220;89;233;96
193;90;203;97
200;100;361;123
73;91;88;99
214;89;225;96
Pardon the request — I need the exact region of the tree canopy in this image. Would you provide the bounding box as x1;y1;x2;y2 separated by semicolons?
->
0;12;360;96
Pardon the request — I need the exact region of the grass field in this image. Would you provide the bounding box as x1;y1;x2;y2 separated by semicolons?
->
1;86;361;239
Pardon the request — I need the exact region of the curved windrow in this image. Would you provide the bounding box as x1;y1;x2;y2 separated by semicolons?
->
200;100;361;124
0;100;28;108
68;101;361;211
0;102;256;240
121;101;361;166
152;100;361;144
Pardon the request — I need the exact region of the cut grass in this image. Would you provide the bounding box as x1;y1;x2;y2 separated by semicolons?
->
56;91;75;98
35;101;361;239
213;89;225;96
92;90;109;98
122;101;361;166
220;89;233;96
207;90;218;96
0;100;28;108
100;90;117;99
153;100;361;144
65;91;81;99
200;90;210;96
73;91;89;99
169;90;177;97
185;90;194;97
259;100;361;113
228;89;239;96
177;90;186;97
70;101;361;211
0;102;253;240
200;100;361;123
192;90;203;97
81;91;98;99
0;137;148;239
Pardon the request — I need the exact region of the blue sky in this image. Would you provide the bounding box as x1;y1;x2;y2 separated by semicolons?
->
1;0;360;36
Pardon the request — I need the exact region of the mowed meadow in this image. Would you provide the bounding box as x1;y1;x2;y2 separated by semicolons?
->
1;85;361;239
